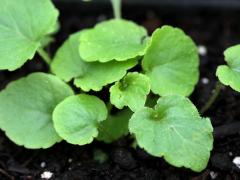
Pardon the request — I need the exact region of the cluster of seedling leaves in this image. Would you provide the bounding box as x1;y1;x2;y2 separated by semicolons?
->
0;0;217;172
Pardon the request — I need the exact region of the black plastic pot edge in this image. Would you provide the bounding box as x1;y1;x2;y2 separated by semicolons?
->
54;0;240;10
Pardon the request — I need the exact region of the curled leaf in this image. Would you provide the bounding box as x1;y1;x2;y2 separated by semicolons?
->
110;72;150;112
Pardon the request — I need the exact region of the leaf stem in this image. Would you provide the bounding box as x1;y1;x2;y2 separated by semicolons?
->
37;48;51;65
107;102;113;112
200;81;224;114
110;0;121;19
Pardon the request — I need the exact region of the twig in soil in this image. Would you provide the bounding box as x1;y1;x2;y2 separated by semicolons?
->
37;48;52;65
8;165;30;174
22;151;39;167
214;122;240;138
200;81;224;114
191;169;209;180
0;168;14;180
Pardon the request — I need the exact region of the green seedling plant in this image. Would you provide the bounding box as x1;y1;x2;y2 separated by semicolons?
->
0;0;221;172
200;44;240;114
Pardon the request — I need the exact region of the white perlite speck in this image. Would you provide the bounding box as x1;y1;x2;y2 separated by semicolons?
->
233;157;240;169
198;45;207;56
40;162;46;168
201;77;209;85
68;158;73;163
210;171;218;179
41;171;53;179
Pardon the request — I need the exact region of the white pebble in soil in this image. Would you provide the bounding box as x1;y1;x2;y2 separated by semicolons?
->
40;162;46;168
233;157;240;169
210;171;218;179
68;158;73;163
41;171;53;180
201;77;209;85
198;45;207;56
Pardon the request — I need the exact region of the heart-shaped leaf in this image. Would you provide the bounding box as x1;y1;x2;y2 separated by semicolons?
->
216;44;240;92
129;95;213;172
51;32;137;91
0;73;74;149
53;94;108;145
110;72;150;112
142;26;199;96
0;0;59;70
79;19;148;62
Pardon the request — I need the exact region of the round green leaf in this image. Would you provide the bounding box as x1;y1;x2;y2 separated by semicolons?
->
53;94;108;145
129;95;213;172
79;19;148;62
142;25;199;96
110;72;150;112
216;44;240;92
0;73;74;149
51;31;137;91
51;32;87;82
0;0;59;71
97;109;132;143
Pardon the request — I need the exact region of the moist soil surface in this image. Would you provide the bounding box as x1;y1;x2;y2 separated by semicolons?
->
1;3;240;180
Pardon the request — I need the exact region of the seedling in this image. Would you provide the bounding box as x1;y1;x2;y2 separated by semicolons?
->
201;44;240;113
0;0;215;172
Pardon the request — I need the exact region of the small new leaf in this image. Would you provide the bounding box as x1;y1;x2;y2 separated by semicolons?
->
53;94;108;145
79;19;148;62
0;0;59;70
142;25;199;96
51;32;137;91
97;109;132;143
216;44;240;92
110;72;150;112
129;95;213;172
0;73;74;149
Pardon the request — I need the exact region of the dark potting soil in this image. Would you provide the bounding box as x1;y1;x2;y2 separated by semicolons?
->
1;3;240;180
